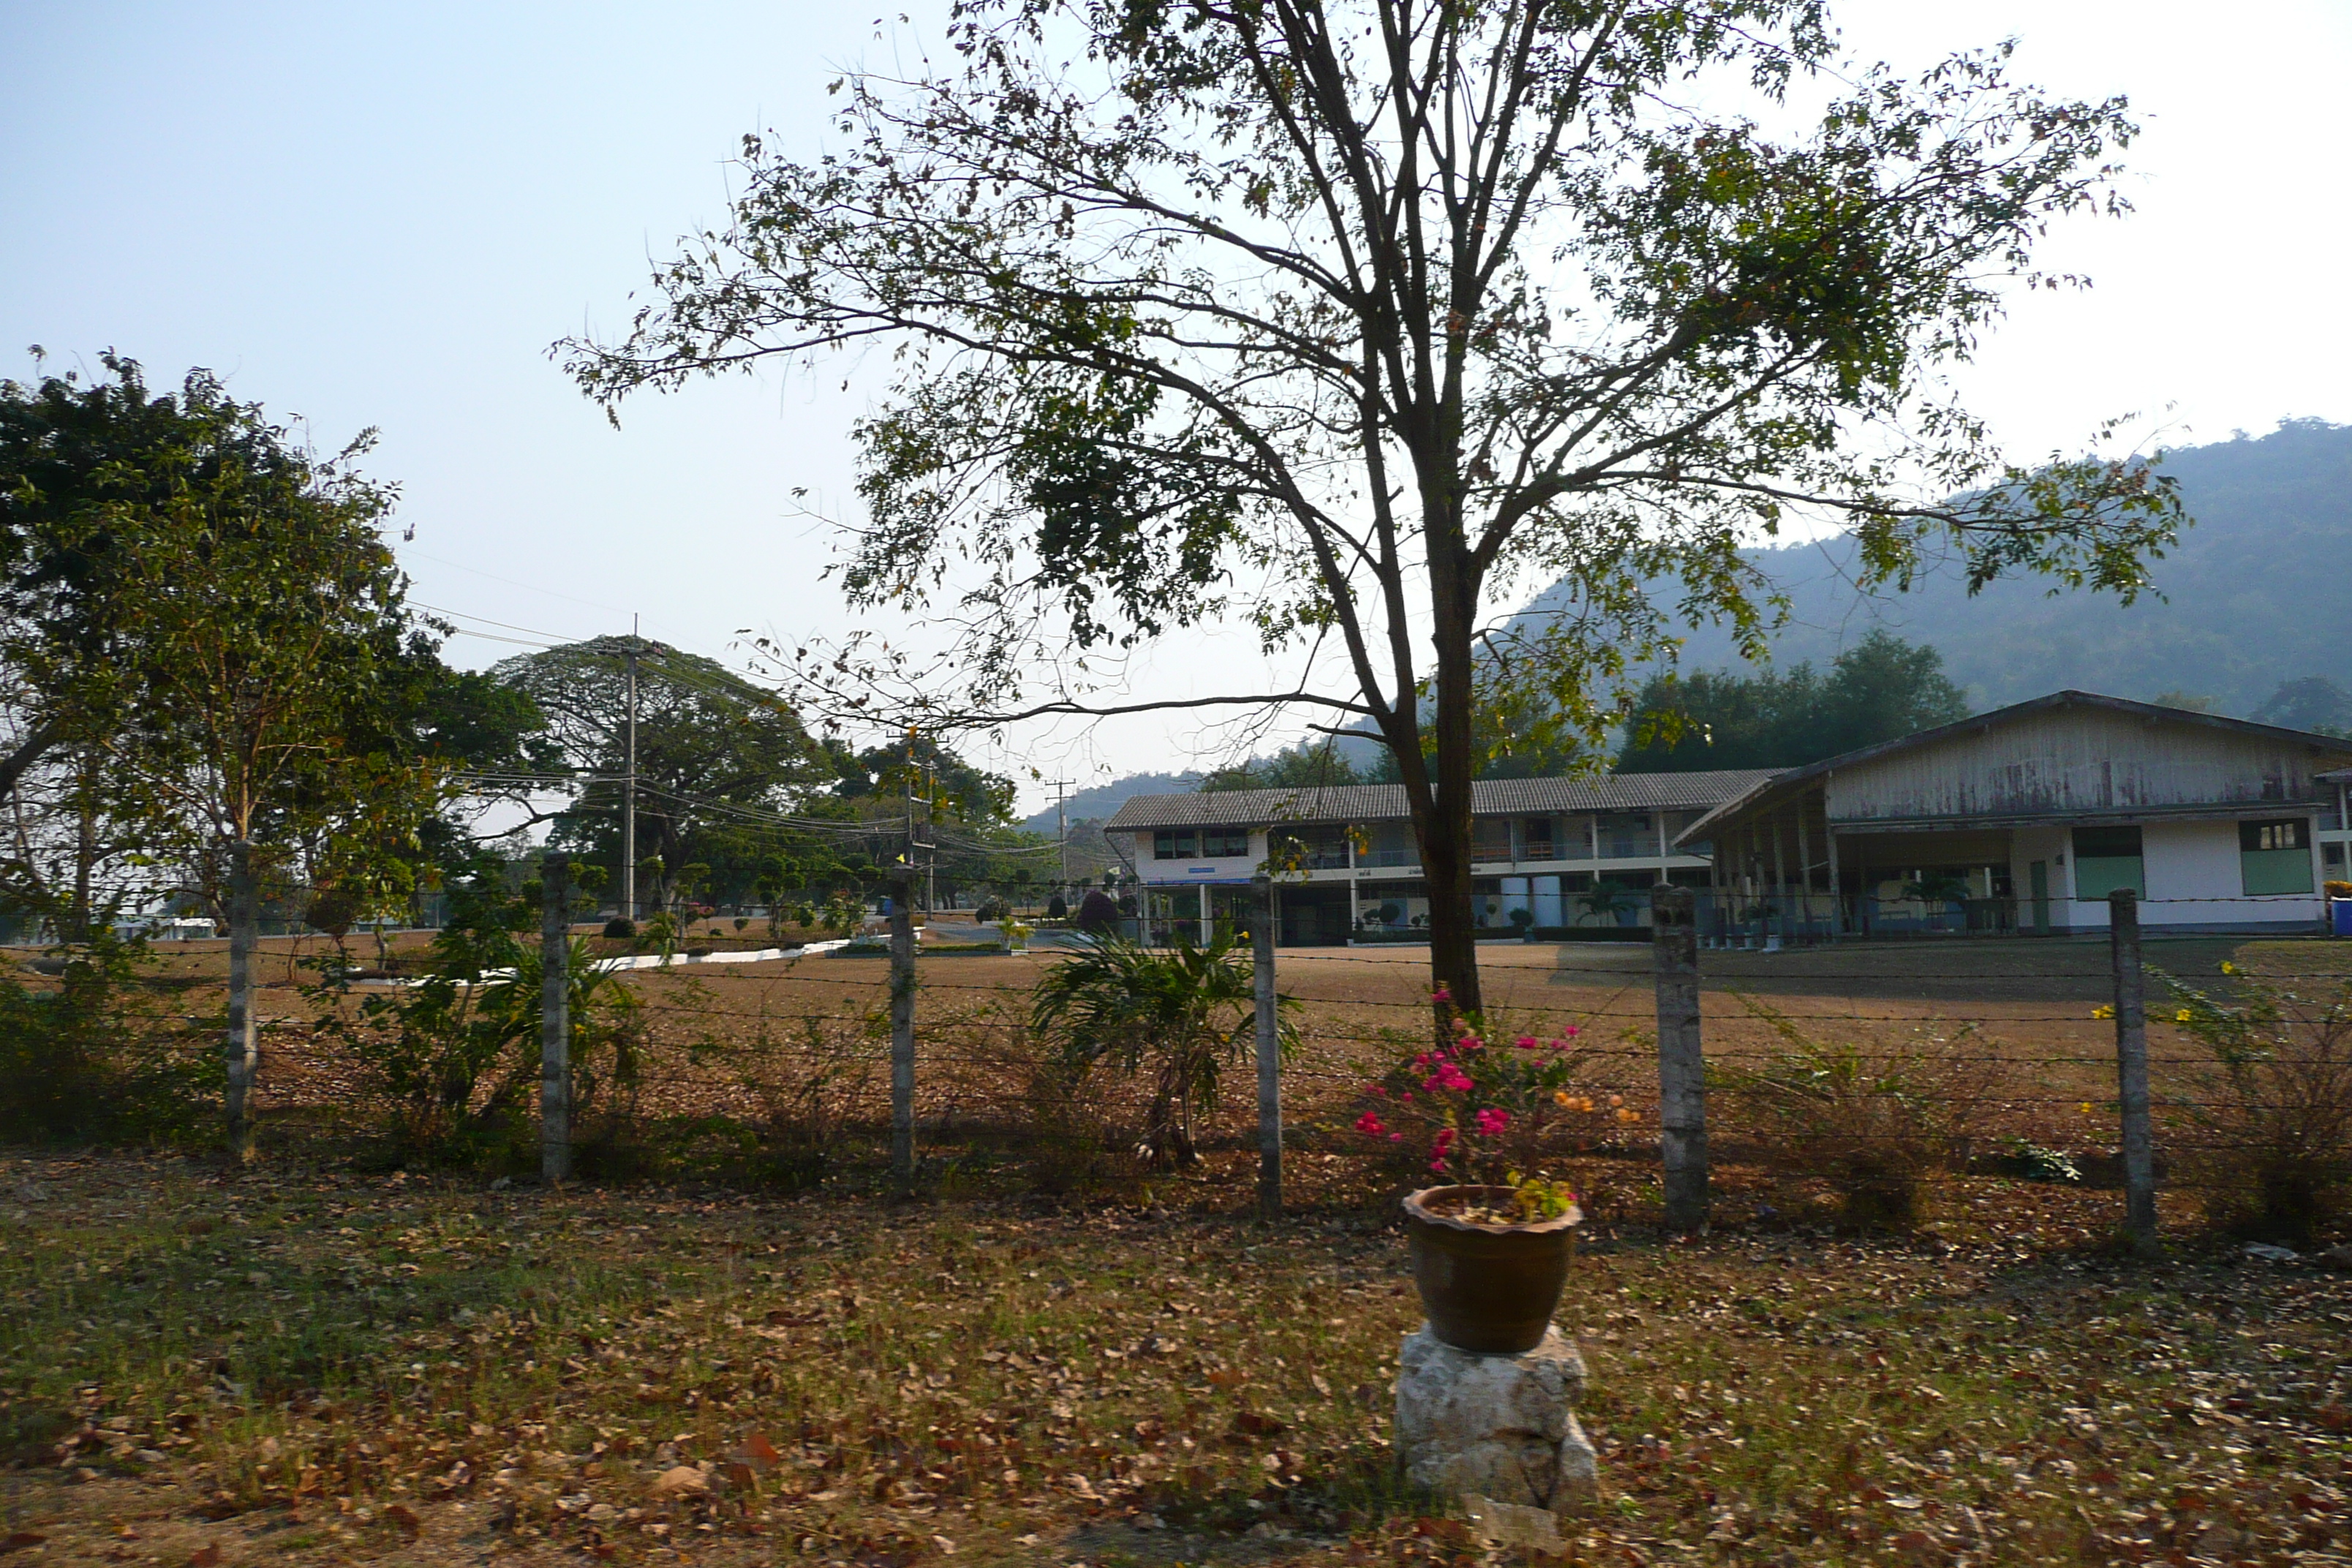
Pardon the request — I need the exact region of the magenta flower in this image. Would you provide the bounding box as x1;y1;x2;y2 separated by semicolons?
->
1474;1107;1512;1137
1432;987;1452;1003
1515;1035;1538;1049
1354;1110;1388;1138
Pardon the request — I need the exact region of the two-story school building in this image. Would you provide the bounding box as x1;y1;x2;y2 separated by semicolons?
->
1103;770;1776;945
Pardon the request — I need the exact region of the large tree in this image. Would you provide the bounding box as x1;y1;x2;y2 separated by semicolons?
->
565;0;2182;1012
60;376;442;1158
491;637;830;913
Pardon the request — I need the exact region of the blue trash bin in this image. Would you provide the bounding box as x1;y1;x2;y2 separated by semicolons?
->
2334;898;2352;938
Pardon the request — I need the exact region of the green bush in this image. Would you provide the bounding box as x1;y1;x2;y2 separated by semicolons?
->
314;877;642;1169
1030;933;1294;1169
0;935;212;1145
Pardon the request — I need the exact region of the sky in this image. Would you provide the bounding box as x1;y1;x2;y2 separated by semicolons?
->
5;0;2348;813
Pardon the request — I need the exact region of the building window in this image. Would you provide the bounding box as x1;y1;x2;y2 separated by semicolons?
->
1521;817;1557;861
1153;829;1196;860
2072;825;2144;900
1596;812;1654;859
1200;827;1251;858
2239;818;2314;896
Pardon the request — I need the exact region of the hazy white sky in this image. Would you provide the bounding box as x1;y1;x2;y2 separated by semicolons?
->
5;0;2347;810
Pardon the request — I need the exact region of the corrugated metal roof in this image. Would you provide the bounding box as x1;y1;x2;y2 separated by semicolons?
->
1102;769;1781;832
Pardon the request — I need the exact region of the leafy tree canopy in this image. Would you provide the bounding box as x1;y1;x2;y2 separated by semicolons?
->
490;637;829;911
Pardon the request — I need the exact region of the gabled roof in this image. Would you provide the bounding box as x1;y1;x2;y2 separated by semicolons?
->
1102;769;1781;832
1676;690;2352;846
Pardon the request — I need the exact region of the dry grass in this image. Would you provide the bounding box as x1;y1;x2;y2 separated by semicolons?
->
1;1146;2348;1567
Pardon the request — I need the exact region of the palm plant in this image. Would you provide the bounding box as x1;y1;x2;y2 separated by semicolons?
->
1029;933;1295;1168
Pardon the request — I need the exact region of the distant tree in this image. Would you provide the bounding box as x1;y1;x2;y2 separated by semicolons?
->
2253;677;2352;738
1618;631;1970;772
1199;739;1365;793
491;638;829;913
833;733;1016;827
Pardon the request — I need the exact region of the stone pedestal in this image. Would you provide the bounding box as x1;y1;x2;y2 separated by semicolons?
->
1395;1324;1597;1512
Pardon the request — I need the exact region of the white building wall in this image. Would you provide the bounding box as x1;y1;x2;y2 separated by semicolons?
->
2141;820;2273;927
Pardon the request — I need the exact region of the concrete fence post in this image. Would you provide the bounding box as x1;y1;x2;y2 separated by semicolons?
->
889;874;917;1191
222;838;260;1164
1652;884;1708;1232
540;851;571;1183
1252;873;1281;1218
2108;887;2159;1256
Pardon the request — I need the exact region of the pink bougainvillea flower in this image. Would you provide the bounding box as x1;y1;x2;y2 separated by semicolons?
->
1390;1132;1405;1144
1474;1107;1512;1136
1515;1035;1538;1049
1433;1126;1458;1147
1561;1025;1580;1037
1354;1110;1388;1138
1431;987;1452;1003
1366;1084;1387;1097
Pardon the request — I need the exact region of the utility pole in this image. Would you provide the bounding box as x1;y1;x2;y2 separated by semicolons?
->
621;618;638;925
1045;779;1074;896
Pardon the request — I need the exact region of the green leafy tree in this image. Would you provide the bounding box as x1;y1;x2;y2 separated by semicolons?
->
566;0;2182;1014
1199;738;1366;793
1030;934;1294;1168
41;374;442;1159
1618;631;1970;771
492;638;828;914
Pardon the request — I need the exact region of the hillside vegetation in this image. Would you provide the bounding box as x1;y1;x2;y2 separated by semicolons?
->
1531;418;2352;715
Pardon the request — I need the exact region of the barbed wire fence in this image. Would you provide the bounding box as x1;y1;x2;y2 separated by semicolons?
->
161;867;2345;1236
272;872;2330;1243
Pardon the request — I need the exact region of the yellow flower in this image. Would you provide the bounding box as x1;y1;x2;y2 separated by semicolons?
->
2091;1004;2114;1019
2220;960;2236;975
1553;1090;1572;1107
2080;1101;2095;1115
2174;1009;2193;1024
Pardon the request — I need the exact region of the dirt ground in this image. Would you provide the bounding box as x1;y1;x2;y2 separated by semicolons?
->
1;1145;2348;1568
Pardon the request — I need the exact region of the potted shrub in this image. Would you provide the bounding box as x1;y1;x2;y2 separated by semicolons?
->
1354;995;1632;1353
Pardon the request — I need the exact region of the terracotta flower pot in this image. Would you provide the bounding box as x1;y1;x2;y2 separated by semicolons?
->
1404;1185;1582;1354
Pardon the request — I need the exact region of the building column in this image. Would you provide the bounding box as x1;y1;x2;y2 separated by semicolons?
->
1823;826;1842;938
1199;881;1213;940
1794;802;1814;938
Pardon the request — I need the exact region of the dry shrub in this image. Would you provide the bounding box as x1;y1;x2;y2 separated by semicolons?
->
1710;994;2000;1231
962;1006;1143;1194
728;1005;889;1188
2160;965;2352;1246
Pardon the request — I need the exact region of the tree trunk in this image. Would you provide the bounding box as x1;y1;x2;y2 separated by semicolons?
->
223;839;260;1162
1416;532;1485;1020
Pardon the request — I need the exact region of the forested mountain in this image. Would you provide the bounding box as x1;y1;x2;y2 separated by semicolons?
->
1521;418;2352;716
